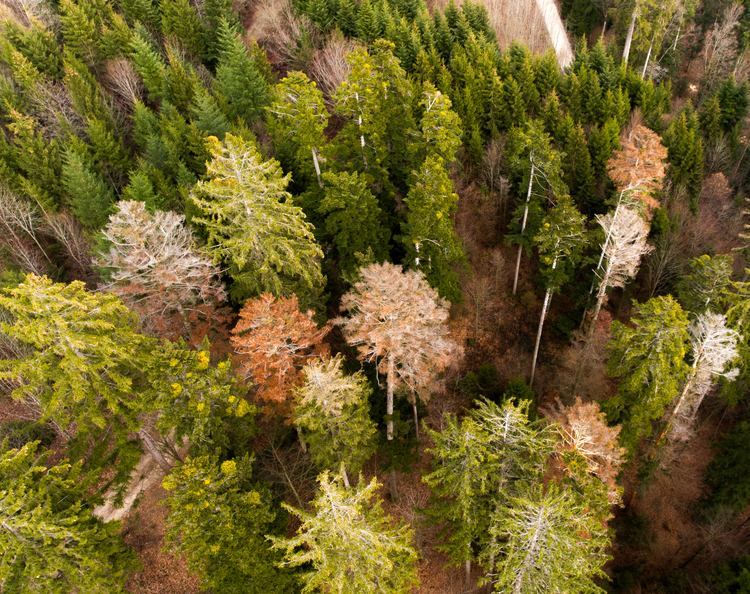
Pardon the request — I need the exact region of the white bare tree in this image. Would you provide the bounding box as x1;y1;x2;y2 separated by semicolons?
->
702;3;744;92
0;186;51;275
43;211;92;278
665;312;739;441
97;200;227;339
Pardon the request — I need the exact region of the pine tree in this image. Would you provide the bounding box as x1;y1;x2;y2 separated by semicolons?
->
214;19;270;124
6;22;63;80
501;77;527;130
529;195;588;387
676;254;734;315
165;52;199;113
562;121;596;213
665;113;704;200
318;170;391;280
0;442;139;594
604;295;691;453
270;472;420;594
267;71;330;189
191;134;325;307
432;11;454;61
161;0;206;57
699;94;723;143
533;49;561;98
308;0;337;33
335;262;460;439
162;453;298;594
190;88;231;139
62;148;114;229
202;0;239;63
59;0;99;64
294;355;377;486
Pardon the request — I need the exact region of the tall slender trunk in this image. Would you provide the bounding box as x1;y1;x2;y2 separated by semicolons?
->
465;558;471;590
530;250;558;389
513;163;535;295
622;1;639;65
296;425;307;453
311;147;323;188
341;466;351;488
386;354;395;441
641;32;656;79
574;263;612;394
530;287;554;390
413;402;419;440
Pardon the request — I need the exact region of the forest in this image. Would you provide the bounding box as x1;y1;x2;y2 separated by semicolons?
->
1;0;750;592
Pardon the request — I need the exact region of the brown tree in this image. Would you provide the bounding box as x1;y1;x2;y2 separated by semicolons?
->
97;201;229;347
335;262;461;440
231;293;330;424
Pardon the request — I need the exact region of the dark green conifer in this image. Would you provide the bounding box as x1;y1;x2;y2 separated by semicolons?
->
190;89;231;140
501;77;526;130
338;0;360;36
533;49;560;98
166;53;199;113
130;31;167;101
63;148;114;228
432;11;454;62
700;95;723;143
357;0;380;42
665;113;704;200
161;0;206;57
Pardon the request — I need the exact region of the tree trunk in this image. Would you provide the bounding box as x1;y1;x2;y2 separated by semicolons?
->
341;466;351;488
138;429;172;474
574;264;611;394
386;354;395;441
530;287;554;390
465;558;472;590
534;0;574;68
513;163;535;295
311;147;323;189
389;468;399;501
296;425;307;453
413;402;419;440
641;33;655;79
622;1;639;65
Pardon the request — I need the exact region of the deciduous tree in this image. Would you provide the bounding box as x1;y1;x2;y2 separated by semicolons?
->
335;262;460;439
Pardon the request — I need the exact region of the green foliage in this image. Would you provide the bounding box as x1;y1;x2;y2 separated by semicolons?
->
190;88;231;140
62;148;114;228
161;0;206;57
162;452;298;593
704;420;750;512
294;355;377;477
214;19;270;123
5;22;62;80
191;134;325;308
604;296;691;454
130;31;166;100
0;442;139;593
560;118;596;213
0;419;56;450
271;471;419;594
318;170;391;279
676;254;734;315
664;113;704;199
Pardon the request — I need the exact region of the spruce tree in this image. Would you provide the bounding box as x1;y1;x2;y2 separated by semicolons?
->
130;31;167;101
62;148;114;228
0;442;139;594
190;88;231;139
161;0;206;57
665;113;704;201
357;0;380;42
338;0;360;36
676;254;734;315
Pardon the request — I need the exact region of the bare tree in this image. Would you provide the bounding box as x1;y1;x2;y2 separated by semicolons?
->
102;58;144;110
702;3;744;92
336;262;461;440
97;200;227;342
0;186;50;275
308;30;360;104
43;210;92;280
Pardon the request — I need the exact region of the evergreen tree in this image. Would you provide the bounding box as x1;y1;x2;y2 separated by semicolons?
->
604;296;691;453
191;134;325;307
357;0;380;42
270;472;420;593
699;94;723;143
161;0;206;56
162;453;298;593
562;120;596;213
214;19;270;124
501;77;526;130
130;31;166;101
308;0;337;33
6;22;63;80
59;0;100;64
665;113;704;201
318;170;391;280
0;442;139;593
676;254;734;315
533;49;561;98
267;71;330;189
704;420;750;512
202;0;240;62
62;148;114;228
190;88;231;140
294;355;377;485
338;0;360;36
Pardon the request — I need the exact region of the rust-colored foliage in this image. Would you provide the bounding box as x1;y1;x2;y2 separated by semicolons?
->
607;125;668;218
230;293;330;419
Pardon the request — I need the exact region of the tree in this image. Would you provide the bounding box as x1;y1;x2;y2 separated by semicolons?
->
267;71;330;189
401;156;465;301
676;254;734;315
162;453;297;594
293;355;377;486
603;296;691;453
97;200;228;344
0;442;139;594
508;121;567;295
660;311;739;442
62;148;113;229
230;293;330;422
529;195;588;388
0;275;152;480
191;134;325;308
214;19;269;123
481;484;611;594
317;170;391;281
574;206;652;392
335;262;460;439
0;186;51;276
665;112;703;201
270;471;419;594
424;399;550;588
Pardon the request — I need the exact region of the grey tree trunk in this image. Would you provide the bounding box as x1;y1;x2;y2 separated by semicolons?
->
535;0;574;68
513;163;535;296
530;287;554;390
622;2;640;65
311;147;323;188
138;429;172;474
386;354;395;440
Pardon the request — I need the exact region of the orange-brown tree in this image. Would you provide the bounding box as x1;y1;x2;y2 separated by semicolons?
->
230;293;330;425
335;262;461;440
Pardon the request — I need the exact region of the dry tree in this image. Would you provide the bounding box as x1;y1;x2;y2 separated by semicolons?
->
0;186;51;275
308;30;360;104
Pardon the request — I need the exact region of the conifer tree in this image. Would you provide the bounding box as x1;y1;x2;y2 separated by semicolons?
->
0;442;139;594
130;31;166;101
665;112;703;201
162;453;297;594
318;170;391;280
214;19;269;124
604;295;691;453
529;195;588;388
191;134;325;307
337;0;359;35
161;0;206;57
270;472;420;594
189;88;231;139
59;0;100;64
676;254;734;315
267;71;330;189
336;262;460;439
62;148;114;229
699;95;723;143
357;0;380;41
562;120;596;212
294;355;377;486
202;0;240;62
